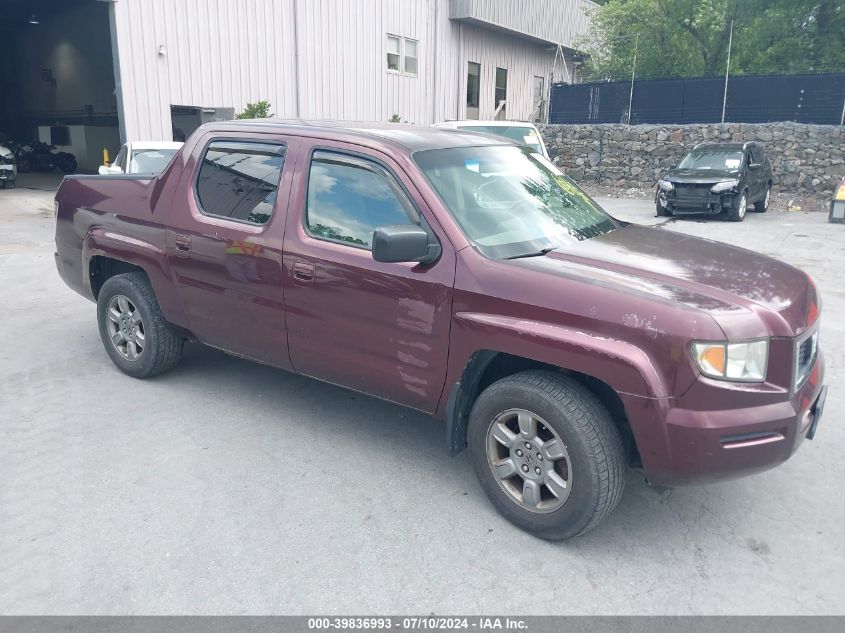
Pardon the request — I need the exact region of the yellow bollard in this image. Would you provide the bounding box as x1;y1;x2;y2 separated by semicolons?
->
103;147;110;166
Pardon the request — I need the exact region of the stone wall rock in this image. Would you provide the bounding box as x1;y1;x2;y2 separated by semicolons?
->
539;122;845;196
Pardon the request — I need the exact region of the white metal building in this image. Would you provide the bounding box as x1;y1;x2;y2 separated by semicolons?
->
2;0;595;165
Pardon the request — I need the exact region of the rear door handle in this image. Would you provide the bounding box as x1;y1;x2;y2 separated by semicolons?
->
293;261;316;284
174;234;192;257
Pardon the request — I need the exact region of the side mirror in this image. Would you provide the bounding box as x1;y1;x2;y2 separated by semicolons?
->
99;165;123;175
372;224;438;264
748;163;761;171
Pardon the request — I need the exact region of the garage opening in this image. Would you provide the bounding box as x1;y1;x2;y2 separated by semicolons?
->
0;0;120;175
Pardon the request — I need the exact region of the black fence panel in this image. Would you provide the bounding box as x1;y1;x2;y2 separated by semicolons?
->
550;73;845;125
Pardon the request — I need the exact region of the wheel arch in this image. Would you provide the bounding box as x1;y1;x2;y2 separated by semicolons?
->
82;228;188;329
444;350;640;468
88;255;147;299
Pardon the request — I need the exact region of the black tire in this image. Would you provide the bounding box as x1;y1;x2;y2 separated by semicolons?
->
655;200;670;217
754;184;771;213
468;370;626;540
727;189;748;222
96;272;184;378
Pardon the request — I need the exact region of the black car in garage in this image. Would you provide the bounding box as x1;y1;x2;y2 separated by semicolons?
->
655;142;773;222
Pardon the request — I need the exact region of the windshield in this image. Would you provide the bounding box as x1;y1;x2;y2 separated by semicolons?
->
130;148;179;174
679;149;744;171
414;145;618;259
457;125;544;155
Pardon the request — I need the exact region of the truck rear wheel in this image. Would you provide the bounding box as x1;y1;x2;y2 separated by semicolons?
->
468;370;625;540
96;272;184;378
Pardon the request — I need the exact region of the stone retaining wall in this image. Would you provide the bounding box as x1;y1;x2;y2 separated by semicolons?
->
539;122;845;196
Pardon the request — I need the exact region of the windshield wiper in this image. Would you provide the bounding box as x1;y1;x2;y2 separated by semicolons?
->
505;246;558;260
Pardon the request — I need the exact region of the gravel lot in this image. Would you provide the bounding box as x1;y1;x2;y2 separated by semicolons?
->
1;174;843;615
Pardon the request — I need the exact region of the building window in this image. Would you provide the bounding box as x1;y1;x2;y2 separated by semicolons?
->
306;151;419;249
387;35;401;72
404;39;418;75
466;62;480;113
386;34;418;76
196;140;286;225
495;67;508;116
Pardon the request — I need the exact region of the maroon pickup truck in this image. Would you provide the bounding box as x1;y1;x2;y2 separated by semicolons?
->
55;120;827;539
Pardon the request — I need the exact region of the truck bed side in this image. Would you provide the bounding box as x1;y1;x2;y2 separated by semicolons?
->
54;169;187;329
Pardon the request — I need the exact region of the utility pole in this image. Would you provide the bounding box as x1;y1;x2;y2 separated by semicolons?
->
627;33;638;125
721;19;734;124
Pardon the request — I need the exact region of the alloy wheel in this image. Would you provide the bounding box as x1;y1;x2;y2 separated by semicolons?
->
106;295;145;361
485;408;573;513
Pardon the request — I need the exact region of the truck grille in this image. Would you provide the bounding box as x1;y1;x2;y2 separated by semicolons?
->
795;330;819;389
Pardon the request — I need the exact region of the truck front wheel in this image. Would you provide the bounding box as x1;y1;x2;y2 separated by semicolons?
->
96;272;184;378
468;371;625;540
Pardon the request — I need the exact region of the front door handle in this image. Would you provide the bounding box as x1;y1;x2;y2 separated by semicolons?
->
174;234;192;257
293;261;316;284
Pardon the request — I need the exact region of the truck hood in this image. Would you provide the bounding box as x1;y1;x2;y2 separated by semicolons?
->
524;225;817;339
663;168;739;184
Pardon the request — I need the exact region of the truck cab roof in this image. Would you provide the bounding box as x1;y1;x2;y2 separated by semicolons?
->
198;119;510;153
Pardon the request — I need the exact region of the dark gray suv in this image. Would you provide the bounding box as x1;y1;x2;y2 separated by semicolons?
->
655;142;773;222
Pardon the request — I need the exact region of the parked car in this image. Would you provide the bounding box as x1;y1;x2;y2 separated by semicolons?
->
54;121;826;540
433;120;549;158
99;141;183;175
0;145;16;188
655;142;773;221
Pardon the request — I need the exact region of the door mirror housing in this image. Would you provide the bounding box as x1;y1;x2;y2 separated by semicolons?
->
99;164;123;175
372;224;439;264
748;162;761;171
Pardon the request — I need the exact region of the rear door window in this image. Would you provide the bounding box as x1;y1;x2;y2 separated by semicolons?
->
195;140;286;225
305;150;419;249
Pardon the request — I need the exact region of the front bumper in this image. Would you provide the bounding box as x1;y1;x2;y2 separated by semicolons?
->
657;188;736;215
623;351;826;487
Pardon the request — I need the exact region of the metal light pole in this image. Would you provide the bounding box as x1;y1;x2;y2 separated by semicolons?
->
721;19;734;124
627;33;638;125
840;92;845;126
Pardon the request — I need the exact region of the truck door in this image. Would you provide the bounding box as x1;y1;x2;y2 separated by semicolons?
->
282;141;455;413
165;132;300;368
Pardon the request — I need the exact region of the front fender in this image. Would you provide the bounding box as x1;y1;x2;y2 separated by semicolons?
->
439;311;671;413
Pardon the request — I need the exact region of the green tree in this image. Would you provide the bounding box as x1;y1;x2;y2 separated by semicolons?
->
236;101;273;119
577;0;845;81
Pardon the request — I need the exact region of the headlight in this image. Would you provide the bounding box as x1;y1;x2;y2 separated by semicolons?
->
711;179;739;193
693;340;768;382
657;179;674;192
